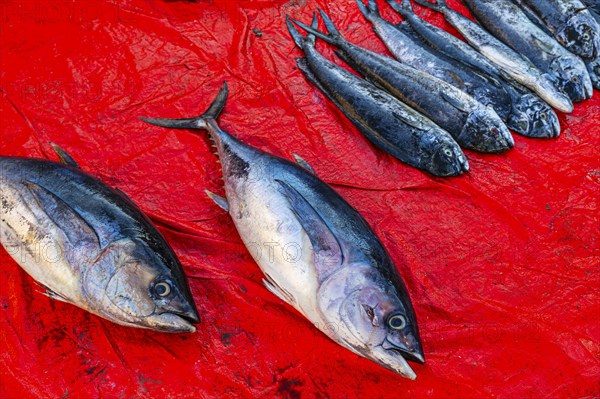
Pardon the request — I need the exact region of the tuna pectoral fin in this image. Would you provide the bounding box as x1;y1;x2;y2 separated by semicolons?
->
50;143;80;168
441;91;470;114
263;274;296;305
275;180;344;280
291;153;316;174
204;190;229;212
24;181;100;249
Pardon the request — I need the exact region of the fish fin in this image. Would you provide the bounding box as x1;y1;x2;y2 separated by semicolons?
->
395;21;425;43
23;181;101;249
356;0;381;21
291;153;316;174
140;82;228;129
515;2;554;36
287;13;319;49
275;180;344;279
447;69;467;90
412;0;446;12
531;35;557;54
205;190;229;212
387;0;414;17
40;287;70;303
263;275;296;305
50;143;80;168
440;91;470;113
292;15;341;46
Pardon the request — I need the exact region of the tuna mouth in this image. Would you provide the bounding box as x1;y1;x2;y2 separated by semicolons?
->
382;338;425;365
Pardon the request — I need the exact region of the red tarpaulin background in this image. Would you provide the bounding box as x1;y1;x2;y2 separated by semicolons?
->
1;1;599;398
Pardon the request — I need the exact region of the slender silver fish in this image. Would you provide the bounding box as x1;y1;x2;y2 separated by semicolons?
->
0;146;200;332
412;0;574;112
141;82;425;379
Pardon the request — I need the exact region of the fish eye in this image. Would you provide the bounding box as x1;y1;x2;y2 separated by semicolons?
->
388;314;407;330
540;112;547;121
154;281;171;297
583;33;590;41
443;148;453;157
571;75;580;83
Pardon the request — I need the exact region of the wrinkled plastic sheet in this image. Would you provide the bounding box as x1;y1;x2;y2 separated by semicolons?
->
0;0;599;398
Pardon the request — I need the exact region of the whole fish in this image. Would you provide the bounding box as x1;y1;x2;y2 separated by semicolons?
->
458;0;592;102
286;15;468;177
514;0;600;60
0;147;200;332
292;11;514;152
387;0;560;138
355;0;515;125
141;82;425;379
411;0;574;113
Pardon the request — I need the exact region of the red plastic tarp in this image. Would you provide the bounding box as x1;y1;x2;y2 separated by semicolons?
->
1;1;599;398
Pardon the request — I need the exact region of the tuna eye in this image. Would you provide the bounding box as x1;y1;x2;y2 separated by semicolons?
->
571;76;580;83
540;112;547;121
388;314;407;330
443;149;453;157
154;282;171;297
583;33;590;41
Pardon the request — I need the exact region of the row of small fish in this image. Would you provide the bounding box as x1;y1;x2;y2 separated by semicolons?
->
287;0;598;177
1;84;425;379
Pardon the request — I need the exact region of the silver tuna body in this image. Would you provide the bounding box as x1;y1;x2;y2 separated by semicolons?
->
141;83;425;379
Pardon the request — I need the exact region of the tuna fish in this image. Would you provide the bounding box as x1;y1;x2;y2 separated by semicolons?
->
141;82;425;379
0;146;200;332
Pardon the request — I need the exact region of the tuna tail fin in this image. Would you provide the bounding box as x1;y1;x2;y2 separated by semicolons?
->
292;10;344;47
140;82;228;130
412;0;447;12
356;0;382;21
387;0;415;17
286;13;319;49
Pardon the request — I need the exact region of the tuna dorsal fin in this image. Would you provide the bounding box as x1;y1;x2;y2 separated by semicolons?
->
275;179;343;282
447;69;467;90
50;143;80;168
24;181;100;249
205;190;229;212
291;153;316;174
441;91;470;113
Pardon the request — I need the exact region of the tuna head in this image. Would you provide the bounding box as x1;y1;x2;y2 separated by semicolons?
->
81;239;199;333
557;14;599;59
550;56;593;101
317;265;423;379
459;107;514;153
509;93;560;138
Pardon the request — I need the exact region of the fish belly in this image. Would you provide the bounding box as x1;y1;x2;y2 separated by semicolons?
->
0;176;81;302
225;176;325;326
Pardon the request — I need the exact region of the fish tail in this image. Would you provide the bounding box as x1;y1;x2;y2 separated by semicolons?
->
387;0;415;16
287;13;319;49
139;82;228;130
356;0;381;21
292;11;343;46
412;0;445;12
